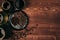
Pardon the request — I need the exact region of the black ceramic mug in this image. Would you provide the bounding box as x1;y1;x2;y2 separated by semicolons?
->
2;1;11;11
15;0;25;10
2;0;15;13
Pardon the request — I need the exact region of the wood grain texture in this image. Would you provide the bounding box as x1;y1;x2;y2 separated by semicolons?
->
23;0;60;40
1;0;60;40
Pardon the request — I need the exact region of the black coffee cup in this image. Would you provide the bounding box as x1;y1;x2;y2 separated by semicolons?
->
2;1;11;10
2;1;15;13
15;0;25;11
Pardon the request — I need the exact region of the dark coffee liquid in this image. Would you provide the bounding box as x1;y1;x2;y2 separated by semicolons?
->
3;2;9;9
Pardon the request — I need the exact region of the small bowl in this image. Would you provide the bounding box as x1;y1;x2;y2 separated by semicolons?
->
9;11;29;30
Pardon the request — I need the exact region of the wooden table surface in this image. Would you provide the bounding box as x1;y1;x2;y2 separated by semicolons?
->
1;0;60;40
